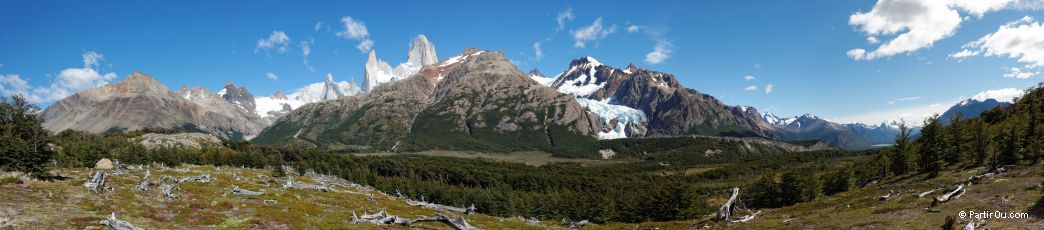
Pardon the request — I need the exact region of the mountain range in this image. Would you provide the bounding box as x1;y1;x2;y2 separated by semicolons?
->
38;35;1006;150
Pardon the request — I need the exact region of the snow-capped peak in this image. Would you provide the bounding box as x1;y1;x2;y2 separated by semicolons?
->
582;56;603;67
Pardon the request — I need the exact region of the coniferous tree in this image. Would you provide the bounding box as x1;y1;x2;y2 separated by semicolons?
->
968;119;989;165
890;122;912;176
0;95;53;177
917;115;943;175
997;123;1020;167
944;112;965;165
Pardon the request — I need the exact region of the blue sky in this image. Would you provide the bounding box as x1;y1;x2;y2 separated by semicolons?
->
1;0;1042;124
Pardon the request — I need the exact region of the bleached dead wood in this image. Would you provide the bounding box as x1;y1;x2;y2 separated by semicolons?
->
84;170;107;193
916;188;939;198
282;176;329;192
231;186;264;196
160;184;179;200
405;198;476;215
178;173;211;183
932;184;966;207
99;212;142;230
560;219;589;229
160;175;179;184
136;170;157;192
967;172;995;184
717;187;740;221
730;211;762;223
412;213;479;230
351;208;480;230
964;217;986;230
879;190;895;201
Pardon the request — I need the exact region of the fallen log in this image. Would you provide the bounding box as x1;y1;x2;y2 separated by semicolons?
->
160;184;179;200
282;176;328;192
717;187;740;221
231;186;264;196
136;170;156;192
405;198;476;215
179;173;211;183
412;213;479;230
730;211;762;223
967;172;995;184
916;188;939;198
932;184;966;207
99;212;142;230
879;190;895;201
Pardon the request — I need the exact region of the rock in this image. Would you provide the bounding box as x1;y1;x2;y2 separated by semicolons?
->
95;159;113;170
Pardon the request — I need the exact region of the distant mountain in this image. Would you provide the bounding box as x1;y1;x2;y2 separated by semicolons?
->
362;35;438;93
253;49;600;152
758;112;910;150
41;72;267;140
254;73;362;122
538;56;774;139
940;98;1011;124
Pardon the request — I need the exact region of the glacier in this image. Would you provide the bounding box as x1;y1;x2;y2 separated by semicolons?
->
575;98;647;139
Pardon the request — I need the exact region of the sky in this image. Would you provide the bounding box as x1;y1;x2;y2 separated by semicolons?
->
1;0;1043;125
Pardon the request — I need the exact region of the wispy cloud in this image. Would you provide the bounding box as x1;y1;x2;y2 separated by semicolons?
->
888;96;921;105
337;16;374;53
266;72;278;80
626;24;640;33
301;38;315;72
744;85;758;91
1003;66;1039;79
765;84;774;94
556;7;575;31
645;39;672;64
255;31;291;54
744;75;756;81
532;42;544;60
572;17;616;48
972;87;1024;102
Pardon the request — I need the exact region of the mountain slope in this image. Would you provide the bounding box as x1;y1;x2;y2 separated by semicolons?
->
41;72;267;139
544;57;774;139
940;98;1011;124
253;49;600;152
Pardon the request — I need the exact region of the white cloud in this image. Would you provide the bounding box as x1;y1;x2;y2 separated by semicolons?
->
0;51;118;104
644;40;672;65
627;24;640;33
744;75;756;81
356;39;374;53
255;31;291;54
572;17;616;48
744;85;758;91
337;16;374;53
556;7;575;31
866;36;880;44
532;42;544;60
888;96;921;105
953;16;1044;68
847;0;1015;60
972;87;1024;102
82;51;103;68
765;84;774;94
753;64;762;69
314;21;323;32
266;72;278;80
301;38;315;72
0;74;30;98
1003;66;1040;79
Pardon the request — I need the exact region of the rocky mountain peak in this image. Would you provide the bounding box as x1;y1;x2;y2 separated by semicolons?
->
108;71;170;94
406;34;438;67
528;68;545;78
221;82;256;114
271;91;287;100
624;64;638;73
